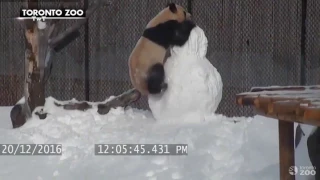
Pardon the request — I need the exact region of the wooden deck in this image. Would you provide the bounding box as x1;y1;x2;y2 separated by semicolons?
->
236;85;320;180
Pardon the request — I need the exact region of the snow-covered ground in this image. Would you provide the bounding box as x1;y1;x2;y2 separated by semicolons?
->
0;97;315;180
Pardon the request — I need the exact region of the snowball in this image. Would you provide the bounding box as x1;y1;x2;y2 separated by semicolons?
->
37;21;46;29
148;26;223;122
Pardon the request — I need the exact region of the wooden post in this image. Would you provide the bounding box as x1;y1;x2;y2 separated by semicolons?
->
25;25;46;115
24;0;48;119
10;0;113;128
278;120;295;180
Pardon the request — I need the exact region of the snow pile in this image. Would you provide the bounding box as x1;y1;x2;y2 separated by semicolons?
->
37;21;46;29
148;26;223;122
0;97;315;180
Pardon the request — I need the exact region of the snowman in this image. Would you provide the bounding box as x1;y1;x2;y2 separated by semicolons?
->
148;26;223;123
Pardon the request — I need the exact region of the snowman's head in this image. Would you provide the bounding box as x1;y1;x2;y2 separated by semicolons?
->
171;26;208;58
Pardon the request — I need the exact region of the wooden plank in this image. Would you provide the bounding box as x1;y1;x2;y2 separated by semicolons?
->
269;101;302;116
236;87;320;126
251;86;306;92
304;107;320;121
249;111;320;127
235;85;320;180
278;120;295;180
250;85;320;92
236;95;256;106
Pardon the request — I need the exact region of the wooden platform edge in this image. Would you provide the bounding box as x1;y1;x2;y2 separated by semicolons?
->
235;94;320;127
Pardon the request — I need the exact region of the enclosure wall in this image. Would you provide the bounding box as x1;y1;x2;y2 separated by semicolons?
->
0;0;319;117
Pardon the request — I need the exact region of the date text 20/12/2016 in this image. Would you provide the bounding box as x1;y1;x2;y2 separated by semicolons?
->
0;144;62;155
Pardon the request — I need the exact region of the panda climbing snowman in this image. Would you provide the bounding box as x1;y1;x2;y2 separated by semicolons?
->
148;26;223;123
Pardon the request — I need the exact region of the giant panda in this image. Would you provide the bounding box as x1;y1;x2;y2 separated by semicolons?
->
128;3;196;96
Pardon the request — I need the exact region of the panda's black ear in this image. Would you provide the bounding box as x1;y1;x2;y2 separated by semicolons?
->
167;3;177;13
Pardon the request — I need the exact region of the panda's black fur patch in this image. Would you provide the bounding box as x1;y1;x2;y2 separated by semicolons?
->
167;3;177;13
147;63;167;94
142;19;196;49
172;20;196;46
142;9;196;94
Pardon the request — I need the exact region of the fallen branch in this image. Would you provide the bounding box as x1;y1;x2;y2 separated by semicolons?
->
54;88;141;115
97;89;141;114
54;101;92;111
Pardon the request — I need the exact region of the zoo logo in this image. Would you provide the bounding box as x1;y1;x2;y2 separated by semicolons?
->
288;166;298;175
289;166;317;176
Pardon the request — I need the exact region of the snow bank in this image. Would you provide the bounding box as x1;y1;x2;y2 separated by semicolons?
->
148;26;223;122
0;97;278;180
0;96;315;180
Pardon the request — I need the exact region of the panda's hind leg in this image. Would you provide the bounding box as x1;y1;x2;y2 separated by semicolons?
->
146;63;168;94
172;20;196;46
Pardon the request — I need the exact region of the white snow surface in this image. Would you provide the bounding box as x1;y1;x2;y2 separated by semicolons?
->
37;21;47;29
0;97;315;180
148;26;223;122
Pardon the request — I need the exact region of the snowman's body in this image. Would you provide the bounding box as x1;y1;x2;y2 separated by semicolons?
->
148;26;223;122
